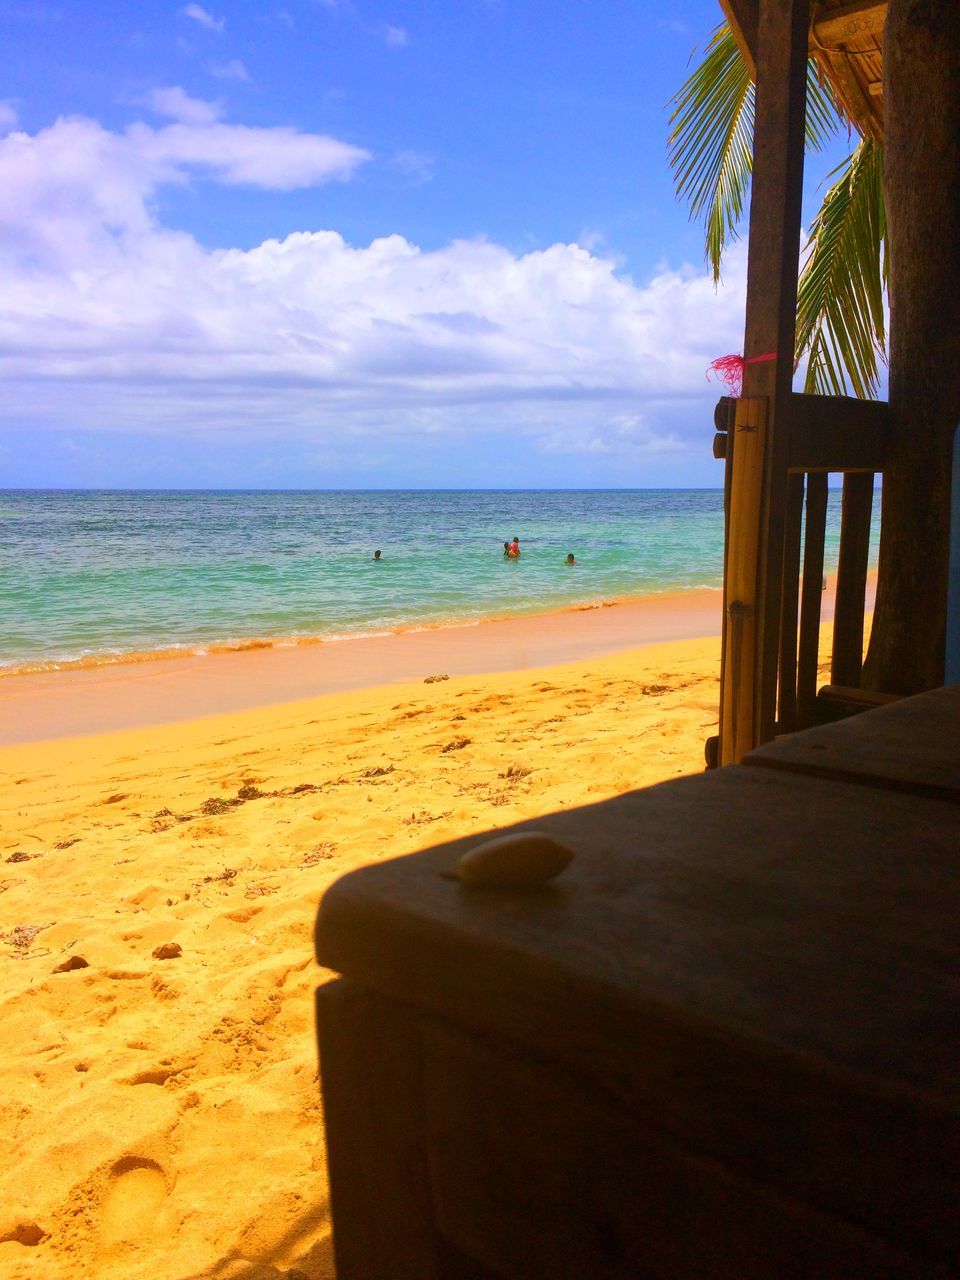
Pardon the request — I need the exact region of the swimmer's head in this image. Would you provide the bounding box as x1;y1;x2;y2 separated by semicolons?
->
566;553;575;564
373;549;382;560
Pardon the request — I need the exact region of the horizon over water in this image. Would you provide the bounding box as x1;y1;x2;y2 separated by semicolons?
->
1;488;877;675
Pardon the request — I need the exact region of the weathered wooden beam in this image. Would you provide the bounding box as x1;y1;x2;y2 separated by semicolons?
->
813;683;900;724
811;0;887;50
786;393;889;472
832;472;875;686
817;44;883;137
862;0;960;693
721;0;814;757
318;980;443;1280
710;400;736;769
724;2;888;85
777;473;806;733
797;474;829;727
718;0;759;79
720;396;767;765
808;2;887;139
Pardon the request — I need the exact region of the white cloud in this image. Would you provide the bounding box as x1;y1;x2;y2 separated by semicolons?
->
0;117;370;261
391;149;433;183
577;227;605;253
128;120;369;189
0;101;18;133
382;24;408;47
211;59;250;82
0;113;747;463
143;86;223;125
181;3;224;32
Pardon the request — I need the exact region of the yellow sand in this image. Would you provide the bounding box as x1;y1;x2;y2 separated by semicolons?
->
1;633;729;1279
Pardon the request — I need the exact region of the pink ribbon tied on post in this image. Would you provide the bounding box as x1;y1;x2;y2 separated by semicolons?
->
706;352;778;397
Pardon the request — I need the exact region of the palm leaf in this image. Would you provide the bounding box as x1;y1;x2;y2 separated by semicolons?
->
668;24;839;283
668;24;754;282
804;62;841;153
796;139;887;398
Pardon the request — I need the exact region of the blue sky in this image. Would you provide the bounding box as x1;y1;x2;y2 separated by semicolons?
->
0;0;854;488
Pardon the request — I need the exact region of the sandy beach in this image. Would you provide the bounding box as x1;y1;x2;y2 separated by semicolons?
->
0;591;842;1279
0;588;724;746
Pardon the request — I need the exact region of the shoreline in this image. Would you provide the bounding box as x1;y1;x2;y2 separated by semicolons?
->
0;585;723;680
0;587;725;745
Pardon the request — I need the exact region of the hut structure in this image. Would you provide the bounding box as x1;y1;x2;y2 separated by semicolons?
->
314;3;959;1276
713;0;960;764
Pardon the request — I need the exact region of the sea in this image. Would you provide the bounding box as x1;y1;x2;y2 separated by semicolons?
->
0;489;878;675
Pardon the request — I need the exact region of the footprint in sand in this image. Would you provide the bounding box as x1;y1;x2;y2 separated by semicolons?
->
100;1157;171;1244
100;1156;168;1246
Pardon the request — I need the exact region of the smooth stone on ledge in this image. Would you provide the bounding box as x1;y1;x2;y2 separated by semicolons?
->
453;831;575;889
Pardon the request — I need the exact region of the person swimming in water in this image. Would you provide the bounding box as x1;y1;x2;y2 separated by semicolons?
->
506;537;521;558
373;549;382;560
566;552;575;565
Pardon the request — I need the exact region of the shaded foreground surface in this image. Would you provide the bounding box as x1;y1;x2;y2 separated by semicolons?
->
316;690;960;1277
0;635;727;1279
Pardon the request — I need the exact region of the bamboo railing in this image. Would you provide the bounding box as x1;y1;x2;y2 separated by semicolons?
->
787;469;876;731
711;393;888;766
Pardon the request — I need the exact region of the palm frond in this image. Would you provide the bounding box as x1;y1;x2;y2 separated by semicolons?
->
669;25;840;283
670;23;885;399
804;62;841;153
668;23;754;283
796;139;887;398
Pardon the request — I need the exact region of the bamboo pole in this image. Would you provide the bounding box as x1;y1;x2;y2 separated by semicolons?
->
720;397;767;766
717;0;810;763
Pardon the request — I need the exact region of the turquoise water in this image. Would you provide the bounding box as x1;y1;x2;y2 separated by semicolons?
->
0;489;877;672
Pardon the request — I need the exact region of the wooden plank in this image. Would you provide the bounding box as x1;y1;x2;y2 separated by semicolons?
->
796;472;828;726
816;46;884;139
746;684;960;802
814;683;900;724
709;405;737;770
811;0;887;49
420;1017;932;1280
739;0;811;752
777;472;805;733
831;472;875;685
720;397;767;766
717;0;758;79
316;979;443;1280
786;392;889;472
315;767;960;1266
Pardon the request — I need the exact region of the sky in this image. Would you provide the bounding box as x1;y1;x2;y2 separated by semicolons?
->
0;0;855;489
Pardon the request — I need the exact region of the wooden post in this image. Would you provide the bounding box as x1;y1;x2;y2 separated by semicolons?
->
708;402;736;768
777;472;805;733
862;1;960;692
317;980;443;1280
721;398;766;765
797;474;829;726
832;472;874;686
718;0;810;763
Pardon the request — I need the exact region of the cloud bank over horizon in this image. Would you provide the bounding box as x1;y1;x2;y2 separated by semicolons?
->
0;104;748;484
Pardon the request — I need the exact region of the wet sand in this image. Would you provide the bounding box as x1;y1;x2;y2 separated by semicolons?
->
0;588;724;745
